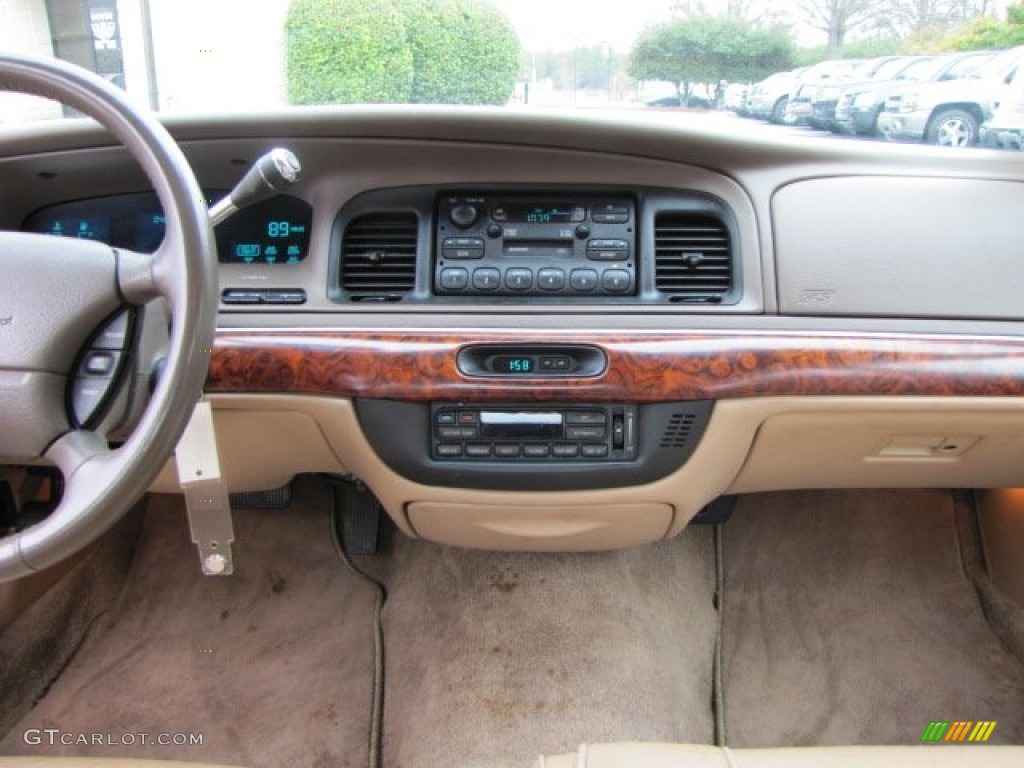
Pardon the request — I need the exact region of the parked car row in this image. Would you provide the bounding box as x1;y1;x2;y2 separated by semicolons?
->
735;46;1024;149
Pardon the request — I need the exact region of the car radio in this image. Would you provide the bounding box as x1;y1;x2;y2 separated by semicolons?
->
434;193;636;297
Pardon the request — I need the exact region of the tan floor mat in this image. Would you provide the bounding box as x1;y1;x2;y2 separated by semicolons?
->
380;526;718;768
721;489;1024;747
1;480;377;768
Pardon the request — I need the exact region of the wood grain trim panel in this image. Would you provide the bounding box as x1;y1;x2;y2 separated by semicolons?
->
207;330;1024;402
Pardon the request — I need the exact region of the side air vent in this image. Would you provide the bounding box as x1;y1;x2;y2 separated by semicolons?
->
341;212;418;299
654;213;733;301
660;412;697;449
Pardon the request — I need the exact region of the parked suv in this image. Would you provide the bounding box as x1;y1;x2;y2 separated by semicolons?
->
745;67;807;123
834;51;992;137
879;46;1024;146
981;64;1024;149
782;59;865;126
808;56;918;131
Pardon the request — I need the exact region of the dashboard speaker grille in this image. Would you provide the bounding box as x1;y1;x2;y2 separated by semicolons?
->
341;212;418;297
654;213;732;300
660;412;697;448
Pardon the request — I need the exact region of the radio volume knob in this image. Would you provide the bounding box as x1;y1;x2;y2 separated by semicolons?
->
450;203;480;229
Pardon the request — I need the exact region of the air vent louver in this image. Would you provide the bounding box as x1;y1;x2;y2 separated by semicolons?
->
660;412;697;448
341;212;418;298
654;213;733;300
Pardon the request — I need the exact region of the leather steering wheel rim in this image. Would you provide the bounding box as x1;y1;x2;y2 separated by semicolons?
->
0;53;217;581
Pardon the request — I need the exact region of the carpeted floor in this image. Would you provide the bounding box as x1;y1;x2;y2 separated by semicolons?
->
721;488;1024;747
379;526;718;768
3;483;1023;767
0;480;379;768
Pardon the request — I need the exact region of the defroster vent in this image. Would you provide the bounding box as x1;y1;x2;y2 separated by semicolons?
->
341;212;418;299
654;212;733;301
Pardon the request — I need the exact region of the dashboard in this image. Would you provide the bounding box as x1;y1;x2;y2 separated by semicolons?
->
5;108;1024;551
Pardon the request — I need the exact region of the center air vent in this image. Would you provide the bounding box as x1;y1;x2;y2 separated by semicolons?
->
654;212;733;301
341;212;418;299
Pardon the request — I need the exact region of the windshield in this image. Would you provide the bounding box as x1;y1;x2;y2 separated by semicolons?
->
964;46;1024;79
2;0;1024;150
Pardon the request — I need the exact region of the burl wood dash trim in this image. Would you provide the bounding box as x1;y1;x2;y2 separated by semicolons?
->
207;330;1024;402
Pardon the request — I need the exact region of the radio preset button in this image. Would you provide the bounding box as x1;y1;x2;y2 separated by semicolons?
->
537;268;566;291
465;443;493;458
582;444;610;458
472;268;501;290
494;444;521;458
505;268;533;291
436;444;464;458
602;270;631;292
570;269;599;291
439;268;470;290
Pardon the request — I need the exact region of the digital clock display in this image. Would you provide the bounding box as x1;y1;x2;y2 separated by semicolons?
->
490;355;536;374
493;203;586;224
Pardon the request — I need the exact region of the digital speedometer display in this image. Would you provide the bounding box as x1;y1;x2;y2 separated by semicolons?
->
23;191;313;265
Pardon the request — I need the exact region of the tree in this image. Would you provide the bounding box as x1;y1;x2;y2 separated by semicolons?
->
286;0;414;104
286;0;520;106
630;17;793;103
399;0;520;105
890;0;958;34
943;3;1024;49
798;0;883;55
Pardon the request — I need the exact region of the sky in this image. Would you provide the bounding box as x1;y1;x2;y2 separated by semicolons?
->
490;0;1012;53
491;0;686;52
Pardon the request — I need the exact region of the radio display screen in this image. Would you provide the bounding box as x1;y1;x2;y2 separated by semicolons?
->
492;203;586;224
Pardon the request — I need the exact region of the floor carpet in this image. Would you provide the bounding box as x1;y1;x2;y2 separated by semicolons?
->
721;489;1024;747
1;480;379;768
5;483;1023;766
380;526;718;768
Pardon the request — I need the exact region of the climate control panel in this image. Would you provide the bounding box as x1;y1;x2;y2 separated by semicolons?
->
430;404;638;463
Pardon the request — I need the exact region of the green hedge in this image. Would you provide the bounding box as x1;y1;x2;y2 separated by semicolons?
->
286;0;520;106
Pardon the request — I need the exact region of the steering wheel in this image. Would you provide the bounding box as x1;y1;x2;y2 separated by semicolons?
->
0;54;217;581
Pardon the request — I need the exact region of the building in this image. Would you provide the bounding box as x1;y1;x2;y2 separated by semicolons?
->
1;0;289;123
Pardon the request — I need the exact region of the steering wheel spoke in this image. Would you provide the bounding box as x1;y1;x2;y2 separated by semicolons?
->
44;429;111;481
